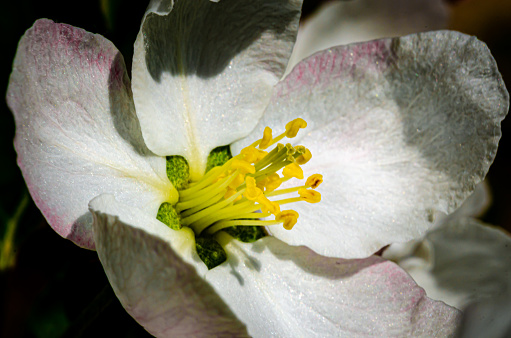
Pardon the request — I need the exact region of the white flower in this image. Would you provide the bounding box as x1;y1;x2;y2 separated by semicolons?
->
6;0;508;336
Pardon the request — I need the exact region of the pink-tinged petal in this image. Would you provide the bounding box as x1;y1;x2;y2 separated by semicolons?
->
233;31;509;258
205;233;460;336
401;218;511;309
132;0;302;178
90;194;248;337
287;0;448;70
6;19;174;249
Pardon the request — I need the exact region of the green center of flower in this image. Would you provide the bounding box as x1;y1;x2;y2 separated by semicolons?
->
157;119;322;269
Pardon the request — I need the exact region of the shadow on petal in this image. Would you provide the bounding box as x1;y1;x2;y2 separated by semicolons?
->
142;0;300;81
108;52;156;157
264;238;385;280
68;212;95;250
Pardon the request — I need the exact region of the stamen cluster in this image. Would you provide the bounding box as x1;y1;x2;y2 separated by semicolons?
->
175;118;322;236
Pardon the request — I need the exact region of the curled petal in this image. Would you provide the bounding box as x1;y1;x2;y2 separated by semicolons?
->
90;194;248;337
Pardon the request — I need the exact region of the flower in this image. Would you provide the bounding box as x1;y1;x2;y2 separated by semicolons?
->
6;0;508;336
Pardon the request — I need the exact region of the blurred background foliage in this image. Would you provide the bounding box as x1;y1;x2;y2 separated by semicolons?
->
0;0;510;337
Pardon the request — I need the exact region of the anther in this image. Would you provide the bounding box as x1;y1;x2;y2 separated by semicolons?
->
285;118;307;138
231;159;255;174
296;148;312;165
257;194;281;215
240;146;267;164
244;176;263;200
298;188;321;203
276;210;299;230
282;163;304;179
258;127;273;149
305;174;323;189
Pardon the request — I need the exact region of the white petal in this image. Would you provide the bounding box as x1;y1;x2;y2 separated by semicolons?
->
205;233;460;336
287;0;448;70
383;181;491;261
402;218;511;309
132;0;302;178
6;19;173;249
90;194;248;337
434;179;491;225
233;31;509;258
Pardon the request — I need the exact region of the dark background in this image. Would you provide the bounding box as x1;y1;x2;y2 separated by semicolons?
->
0;0;509;337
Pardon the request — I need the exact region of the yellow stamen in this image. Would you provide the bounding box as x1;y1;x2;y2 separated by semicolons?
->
240;146;268;164
231;159;255;174
305;174;323;189
276;210;299;230
257;194;281;215
264;173;282;192
256;177;267;191
258;127;273;149
211;172;226;184
285;118;307;138
244;176;263;200
179;160;232;198
229;173;245;189
224;187;242;202
298;188;321;203
282;163;304;179
296;148;312;165
162;117;322;239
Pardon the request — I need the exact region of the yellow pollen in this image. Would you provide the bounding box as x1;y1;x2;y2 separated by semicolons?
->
228;173;245;189
305;174;323;189
296;148;312;165
244;176;263;200
298;188;321;203
240;146;267;164
224;187;241;202
165;118;322;239
259;127;273;149
276;210;299;230
282;163;304;179
285;118;307;138
264;173;282;192
256;177;267;191
231;159;255;174
257;194;281;215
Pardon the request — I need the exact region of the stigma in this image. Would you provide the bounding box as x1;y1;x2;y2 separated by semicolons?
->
171;118;322;237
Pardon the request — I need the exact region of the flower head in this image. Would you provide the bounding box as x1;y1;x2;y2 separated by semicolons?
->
6;0;508;336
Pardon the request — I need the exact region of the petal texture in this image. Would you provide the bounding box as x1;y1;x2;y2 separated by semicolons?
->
287;0;448;70
7;19;173;249
233;31;509;258
132;0;302;178
401;218;511;309
206;233;460;337
90;194;248;337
